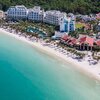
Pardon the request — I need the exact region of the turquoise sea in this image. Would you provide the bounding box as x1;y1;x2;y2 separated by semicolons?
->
0;32;100;100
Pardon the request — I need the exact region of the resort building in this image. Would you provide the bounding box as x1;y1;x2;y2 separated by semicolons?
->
0;10;4;19
68;13;75;20
60;35;96;50
96;32;100;39
60;16;75;33
96;22;100;32
52;31;67;39
28;6;44;22
96;13;100;19
43;10;65;25
52;16;76;39
82;15;96;22
7;5;28;21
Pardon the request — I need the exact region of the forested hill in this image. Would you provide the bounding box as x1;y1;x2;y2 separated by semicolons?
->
0;0;100;14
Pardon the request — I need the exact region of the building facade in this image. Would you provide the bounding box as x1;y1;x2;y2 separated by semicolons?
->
60;16;75;33
28;6;44;22
6;5;76;33
43;10;65;25
7;5;28;21
52;16;75;39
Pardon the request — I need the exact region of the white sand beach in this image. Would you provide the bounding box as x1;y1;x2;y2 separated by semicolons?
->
0;28;100;81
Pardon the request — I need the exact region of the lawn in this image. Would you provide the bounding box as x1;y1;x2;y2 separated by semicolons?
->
76;23;85;29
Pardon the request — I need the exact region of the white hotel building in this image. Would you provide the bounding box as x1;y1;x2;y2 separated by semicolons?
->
7;5;28;20
28;6;44;22
43;10;65;26
7;6;67;26
6;5;75;35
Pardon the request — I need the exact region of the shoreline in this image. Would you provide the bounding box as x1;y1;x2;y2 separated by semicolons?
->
0;28;100;81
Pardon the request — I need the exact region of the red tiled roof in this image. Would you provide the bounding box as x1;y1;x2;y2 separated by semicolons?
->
67;38;77;45
86;37;94;46
96;40;100;46
62;35;95;46
79;36;94;46
71;38;77;44
62;35;69;40
79;37;86;44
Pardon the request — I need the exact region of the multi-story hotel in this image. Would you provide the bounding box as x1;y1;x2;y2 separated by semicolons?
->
52;15;75;39
6;5;76;36
43;10;65;25
0;10;4;19
7;5;28;20
60;16;75;33
28;6;44;22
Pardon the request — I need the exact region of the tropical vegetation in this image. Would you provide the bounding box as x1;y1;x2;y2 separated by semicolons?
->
0;0;100;14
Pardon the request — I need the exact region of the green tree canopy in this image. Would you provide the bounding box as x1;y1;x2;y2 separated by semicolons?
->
0;0;100;14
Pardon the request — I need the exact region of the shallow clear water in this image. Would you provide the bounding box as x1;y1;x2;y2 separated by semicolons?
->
0;32;100;100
